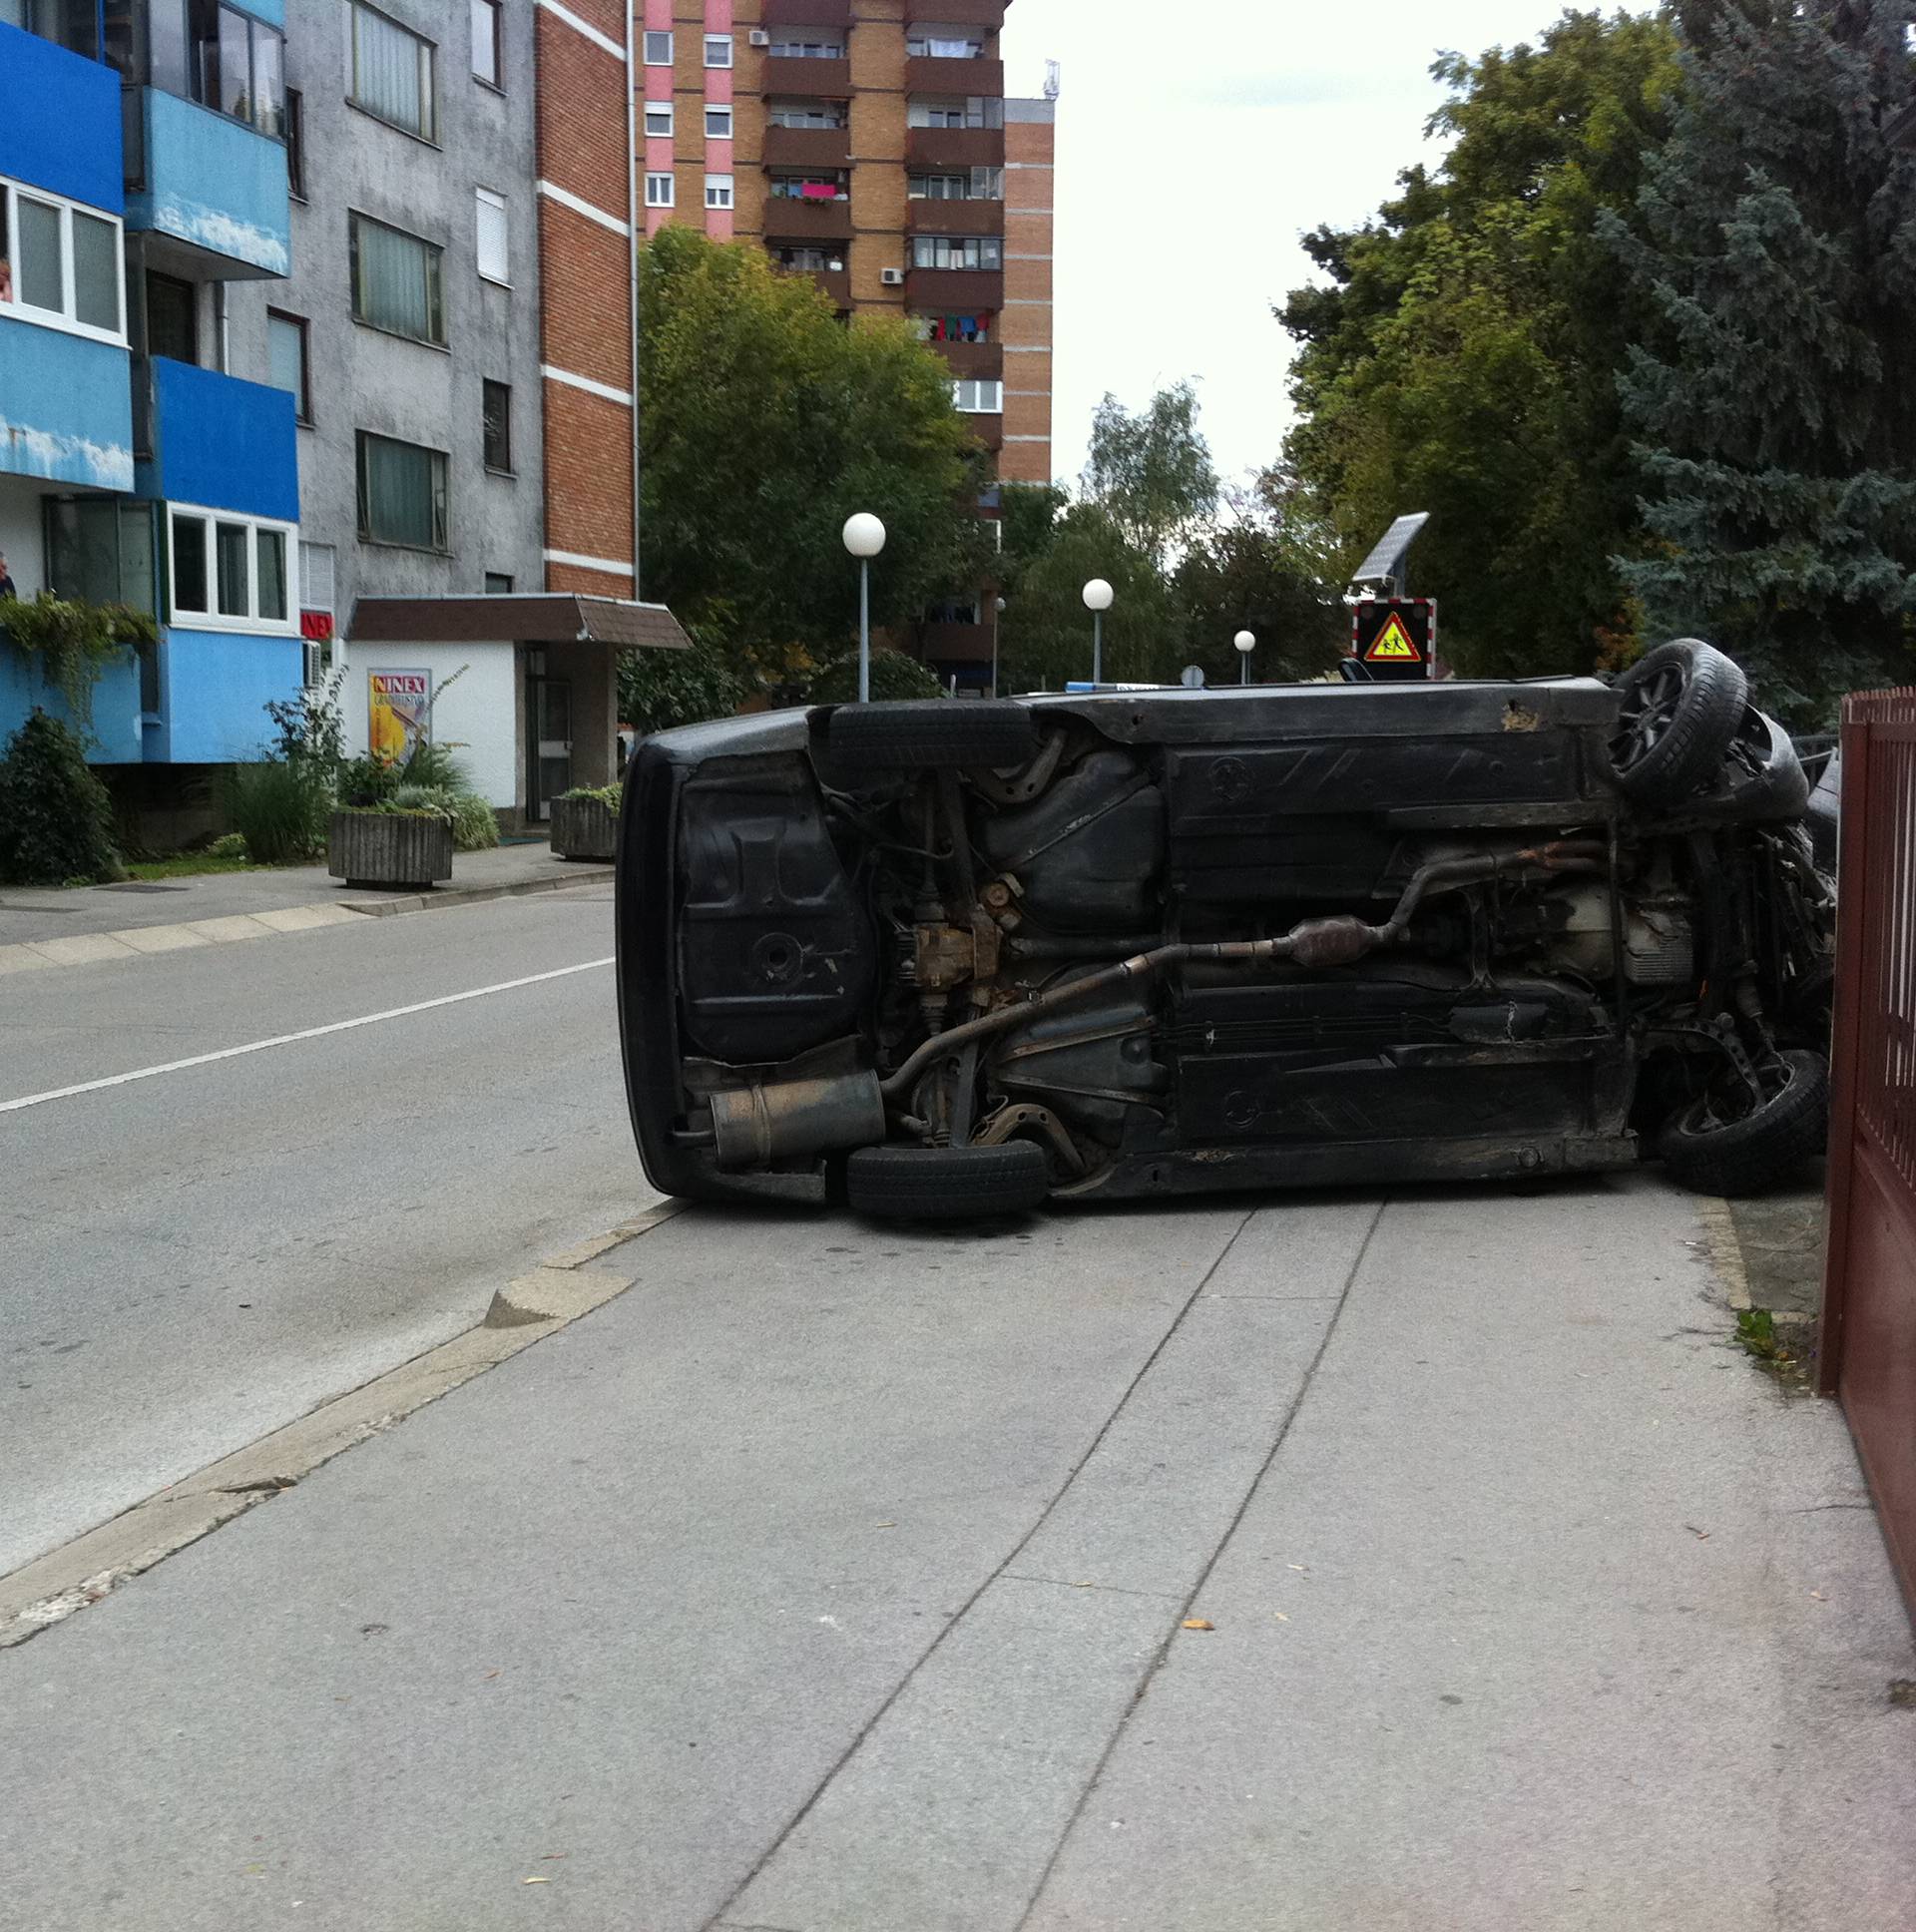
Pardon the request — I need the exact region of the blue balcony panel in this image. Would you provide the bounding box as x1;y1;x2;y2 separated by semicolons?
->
155;629;301;764
0;646;144;764
125;88;290;278
137;358;298;522
0;22;124;214
0;318;135;490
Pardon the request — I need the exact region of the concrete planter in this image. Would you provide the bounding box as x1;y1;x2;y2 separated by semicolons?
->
550;792;618;862
327;810;454;889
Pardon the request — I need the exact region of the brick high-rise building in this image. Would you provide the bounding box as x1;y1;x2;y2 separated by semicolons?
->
636;0;1056;689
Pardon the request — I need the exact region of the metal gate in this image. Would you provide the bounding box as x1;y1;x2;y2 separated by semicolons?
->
1820;689;1916;1611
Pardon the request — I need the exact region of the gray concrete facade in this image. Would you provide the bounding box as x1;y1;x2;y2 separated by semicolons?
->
251;0;547;634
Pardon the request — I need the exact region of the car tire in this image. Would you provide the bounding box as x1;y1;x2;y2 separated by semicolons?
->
1609;639;1748;809
1657;1049;1828;1198
1709;707;1809;821
843;1141;1051;1220
826;701;1039;770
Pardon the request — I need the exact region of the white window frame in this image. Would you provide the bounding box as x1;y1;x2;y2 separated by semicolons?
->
705;104;733;140
475;186;509;285
644;99;674;137
643;29;673;64
704;33;731;67
768;38;844;58
0;177;128;347
645;173;675;210
705;173;734;210
167;503;300;637
952;378;1003;413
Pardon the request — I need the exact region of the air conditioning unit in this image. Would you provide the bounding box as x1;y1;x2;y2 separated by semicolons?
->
880;266;906;286
748;28;769;46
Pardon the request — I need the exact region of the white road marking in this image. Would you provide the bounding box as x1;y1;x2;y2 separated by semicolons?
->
0;958;616;1115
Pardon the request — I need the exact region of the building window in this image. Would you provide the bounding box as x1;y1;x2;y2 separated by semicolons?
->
5;0;99;58
906;28;986;57
644;99;673;137
0;178;127;345
769;173;848;202
705;105;733;140
285;88;306;197
46;499;157;614
350;2;437;142
266;309;310;422
952;378;1003;413
705;174;734;211
168;504;298;632
357;432;449;550
908;96;1002;129
470;0;501;86
911;234;1003;270
645;174;675;210
300;541;335;618
349;213;445;345
768;37;844;58
171;2;286;138
643;28;672;63
916;310;992;342
909;168;1001;201
482;379;511;472
484;571;513;594
475;187;509;283
772;245;843;272
766;99;845;129
144;269;197;363
704;33;731;67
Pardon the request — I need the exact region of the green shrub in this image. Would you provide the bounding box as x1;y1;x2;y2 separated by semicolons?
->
0;711;123;885
337;755;400;807
207;831;247;859
226;758;329;865
618;637;743;734
388;781;498;852
807;649;947;705
561;784;623;808
0;594;156;730
400;740;475;792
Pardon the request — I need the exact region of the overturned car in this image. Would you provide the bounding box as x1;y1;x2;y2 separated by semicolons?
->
616;639;1834;1219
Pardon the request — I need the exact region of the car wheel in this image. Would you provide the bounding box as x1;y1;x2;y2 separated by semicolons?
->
1710;707;1809;820
843;1141;1051;1220
826;701;1039;771
1609;639;1748;809
1657;1048;1828;1198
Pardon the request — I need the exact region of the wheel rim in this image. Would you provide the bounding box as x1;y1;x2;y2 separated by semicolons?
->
1610;662;1687;769
1677;1056;1794;1139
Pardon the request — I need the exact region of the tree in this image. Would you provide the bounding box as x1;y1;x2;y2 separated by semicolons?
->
1280;10;1680;676
637;229;992;685
1610;0;1916;721
807;647;948;703
1082;382;1219;563
616;634;744;736
0;711;122;885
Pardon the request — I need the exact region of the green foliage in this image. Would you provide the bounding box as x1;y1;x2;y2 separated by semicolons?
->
637;227;992;684
617;633;745;735
807;648;948;704
336;755;399;807
207;832;248;859
263;669;346;766
389;782;499;851
1082;382;1218;565
226;757;329;865
561;784;625;808
0;711;123;885
0;593;158;731
1609;0;1916;724
1280;9;1680;676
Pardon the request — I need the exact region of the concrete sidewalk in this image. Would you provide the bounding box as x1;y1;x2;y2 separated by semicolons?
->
3;1176;1911;1931
0;839;609;967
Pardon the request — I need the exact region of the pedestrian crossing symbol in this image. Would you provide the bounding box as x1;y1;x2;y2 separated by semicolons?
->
1365;615;1420;663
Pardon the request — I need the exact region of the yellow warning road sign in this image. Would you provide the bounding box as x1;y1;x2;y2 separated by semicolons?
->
1365;614;1420;663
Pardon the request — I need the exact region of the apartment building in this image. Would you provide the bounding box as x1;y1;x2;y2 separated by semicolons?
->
635;0;1056;688
0;1;671;830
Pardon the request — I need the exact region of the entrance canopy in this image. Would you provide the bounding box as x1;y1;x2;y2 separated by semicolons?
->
348;593;690;651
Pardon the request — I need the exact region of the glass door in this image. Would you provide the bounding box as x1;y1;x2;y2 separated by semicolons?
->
528;672;572;822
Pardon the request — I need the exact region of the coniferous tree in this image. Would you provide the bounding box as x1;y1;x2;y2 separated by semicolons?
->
1613;0;1916;719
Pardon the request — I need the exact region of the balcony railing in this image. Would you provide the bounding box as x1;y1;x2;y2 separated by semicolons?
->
964;413;1004;453
906;265;1004;309
907;197;1003;238
932;340;1002;381
761;54;852;97
905;125;1006;169
785;265;852;309
763;0;852;22
762;124;852;168
912;0;1007;23
905;54;1004;94
762;195;853;241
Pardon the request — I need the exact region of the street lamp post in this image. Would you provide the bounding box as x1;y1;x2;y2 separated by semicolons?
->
1234;629;1255;686
993;595;1007;699
842;512;887;702
1082;578;1114;686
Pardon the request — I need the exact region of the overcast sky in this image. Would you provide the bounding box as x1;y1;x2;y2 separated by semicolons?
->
1000;0;1649;494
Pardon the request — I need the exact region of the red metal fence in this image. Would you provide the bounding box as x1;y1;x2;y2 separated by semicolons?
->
1820;689;1916;1611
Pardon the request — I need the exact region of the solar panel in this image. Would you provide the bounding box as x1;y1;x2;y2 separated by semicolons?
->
1348;512;1430;593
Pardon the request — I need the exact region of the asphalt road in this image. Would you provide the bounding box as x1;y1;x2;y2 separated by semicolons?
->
0;882;659;1575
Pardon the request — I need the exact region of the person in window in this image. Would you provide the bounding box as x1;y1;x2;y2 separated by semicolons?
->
0;257;12;304
0;551;16;601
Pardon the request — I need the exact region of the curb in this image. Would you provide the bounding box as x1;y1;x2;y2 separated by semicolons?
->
1694;1196;1752;1311
0;1198;685;1648
0;865;614;976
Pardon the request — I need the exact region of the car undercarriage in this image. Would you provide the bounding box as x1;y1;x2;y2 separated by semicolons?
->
618;646;1834;1219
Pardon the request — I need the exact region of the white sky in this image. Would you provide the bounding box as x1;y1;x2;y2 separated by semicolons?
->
1000;0;1650;493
